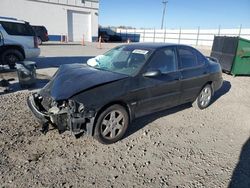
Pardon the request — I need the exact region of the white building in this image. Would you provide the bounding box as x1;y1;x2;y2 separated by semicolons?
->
0;0;99;42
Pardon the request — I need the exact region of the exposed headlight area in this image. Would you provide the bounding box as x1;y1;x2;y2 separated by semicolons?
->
30;93;95;135
68;100;85;113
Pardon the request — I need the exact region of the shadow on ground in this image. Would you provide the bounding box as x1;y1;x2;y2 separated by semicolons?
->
125;103;192;139
125;80;231;139
1;67;50;95
211;80;231;104
0;77;50;96
29;56;94;69
229;138;250;188
41;43;81;46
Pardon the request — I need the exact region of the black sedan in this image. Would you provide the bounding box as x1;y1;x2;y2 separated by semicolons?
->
27;43;223;144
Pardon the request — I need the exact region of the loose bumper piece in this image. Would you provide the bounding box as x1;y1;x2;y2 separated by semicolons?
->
27;94;49;124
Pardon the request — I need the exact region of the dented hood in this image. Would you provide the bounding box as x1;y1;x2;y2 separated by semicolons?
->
41;64;128;100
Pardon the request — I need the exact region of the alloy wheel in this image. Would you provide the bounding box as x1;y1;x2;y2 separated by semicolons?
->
199;86;212;107
100;110;125;139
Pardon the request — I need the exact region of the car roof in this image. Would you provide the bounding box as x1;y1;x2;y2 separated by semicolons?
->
123;42;191;50
0;17;26;24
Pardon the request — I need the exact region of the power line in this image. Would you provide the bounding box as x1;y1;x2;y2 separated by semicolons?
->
161;0;168;29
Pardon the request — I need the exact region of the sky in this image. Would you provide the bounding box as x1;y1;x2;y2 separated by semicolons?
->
99;0;250;29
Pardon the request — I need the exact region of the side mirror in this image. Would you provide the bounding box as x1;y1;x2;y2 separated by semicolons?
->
143;70;161;77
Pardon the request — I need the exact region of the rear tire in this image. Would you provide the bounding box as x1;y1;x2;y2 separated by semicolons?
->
192;84;212;110
94;104;129;144
1;49;24;69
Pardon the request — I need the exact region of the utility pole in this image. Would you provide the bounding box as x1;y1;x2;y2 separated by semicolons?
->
161;0;168;29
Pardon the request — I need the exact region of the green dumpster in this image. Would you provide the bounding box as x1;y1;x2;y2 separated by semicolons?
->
211;36;250;76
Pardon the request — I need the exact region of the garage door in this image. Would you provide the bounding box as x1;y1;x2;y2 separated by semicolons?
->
67;10;91;42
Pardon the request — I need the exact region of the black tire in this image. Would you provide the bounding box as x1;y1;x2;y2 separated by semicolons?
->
37;37;42;45
94;104;129;144
1;49;24;69
192;84;213;110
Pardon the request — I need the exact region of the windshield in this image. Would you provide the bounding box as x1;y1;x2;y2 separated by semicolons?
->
87;46;152;76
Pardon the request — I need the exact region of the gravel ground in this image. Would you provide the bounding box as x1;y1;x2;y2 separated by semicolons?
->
0;44;250;187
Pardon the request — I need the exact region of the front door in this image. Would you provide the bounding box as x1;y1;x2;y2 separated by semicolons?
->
134;47;182;117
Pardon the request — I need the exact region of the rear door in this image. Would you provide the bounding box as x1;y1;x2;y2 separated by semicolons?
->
177;46;209;103
135;47;182;117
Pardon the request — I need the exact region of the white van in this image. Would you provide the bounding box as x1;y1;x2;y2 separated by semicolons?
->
0;17;40;69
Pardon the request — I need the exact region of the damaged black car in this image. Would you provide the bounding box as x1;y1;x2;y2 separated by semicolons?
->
27;43;223;144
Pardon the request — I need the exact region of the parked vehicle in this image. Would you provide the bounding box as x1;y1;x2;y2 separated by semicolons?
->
27;43;223;144
32;25;49;45
98;31;110;42
0;17;40;69
99;30;122;42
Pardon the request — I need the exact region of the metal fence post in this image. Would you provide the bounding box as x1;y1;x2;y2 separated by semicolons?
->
126;29;128;41
134;28;136;42
164;28;167;43
143;29;146;42
178;28;181;44
196;27;200;46
239;24;242;37
153;28;156;42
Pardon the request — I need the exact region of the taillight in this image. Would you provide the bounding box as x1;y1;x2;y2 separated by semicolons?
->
34;36;38;48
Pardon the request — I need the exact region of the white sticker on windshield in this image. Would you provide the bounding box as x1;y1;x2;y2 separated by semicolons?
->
132;49;149;55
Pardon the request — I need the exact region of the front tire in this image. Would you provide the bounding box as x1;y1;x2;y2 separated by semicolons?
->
94;105;129;144
1;49;24;69
193;84;213;110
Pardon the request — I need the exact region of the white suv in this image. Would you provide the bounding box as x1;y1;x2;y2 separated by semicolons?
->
0;17;40;69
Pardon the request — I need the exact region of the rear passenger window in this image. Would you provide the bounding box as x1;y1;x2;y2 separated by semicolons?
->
0;21;35;36
195;49;207;65
178;47;198;69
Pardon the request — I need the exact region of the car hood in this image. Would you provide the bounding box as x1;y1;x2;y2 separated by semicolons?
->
40;64;129;100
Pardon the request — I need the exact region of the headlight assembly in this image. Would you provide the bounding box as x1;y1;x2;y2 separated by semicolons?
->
68;100;85;113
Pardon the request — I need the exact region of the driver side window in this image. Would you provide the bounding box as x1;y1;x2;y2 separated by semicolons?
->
148;48;177;73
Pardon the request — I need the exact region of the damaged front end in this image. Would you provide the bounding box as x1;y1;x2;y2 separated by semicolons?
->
27;93;95;135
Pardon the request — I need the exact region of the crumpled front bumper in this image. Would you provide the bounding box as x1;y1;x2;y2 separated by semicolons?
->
27;94;49;124
27;93;95;135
